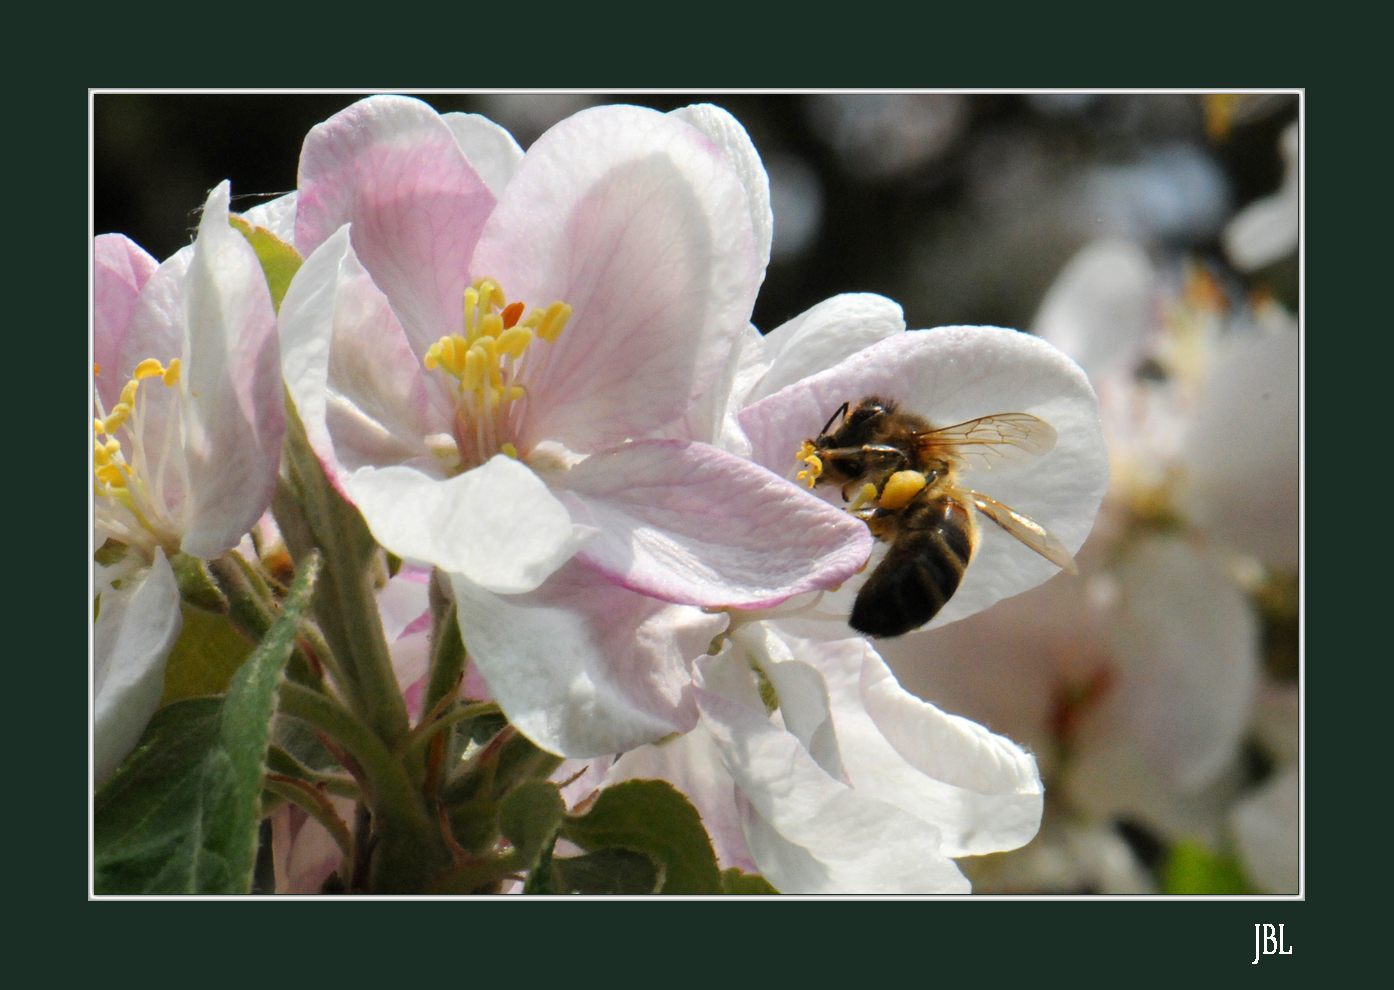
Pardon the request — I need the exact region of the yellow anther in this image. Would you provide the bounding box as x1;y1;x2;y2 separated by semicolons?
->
474;278;505;309
162;358;181;386
475;335;499;363
94;441;112;467
500;442;518;459
795;440;823;488
104;404;132;434
847;483;879;512
133;358;166;380
498;326;533;358
504;385;525;403
464;287;480;337
424;342;442;371
536;302;572;343
880;470;928;510
479;313;503;340
94;418;106;435
96;463;125;487
104;437;121;457
462;347;485;392
119;380;140;408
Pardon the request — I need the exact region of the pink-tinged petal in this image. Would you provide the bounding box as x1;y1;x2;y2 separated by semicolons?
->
606;729;757;873
744;293;906;406
450;559;725;757
346;456;594;595
440;112;524;198
94;549;182;785
271;796;355;894
559;439;871;608
670;103;773;276
180;183;285;559
472;105;759;452
240;191;298;243
94;234;158;410
377;571;430;643
296;95;495;360
1180;328;1299;569
741;327;1108;630
694;648;970;894
1230;766;1299;894
280;228;455;493
1103;536;1258;792
1032;239;1157;381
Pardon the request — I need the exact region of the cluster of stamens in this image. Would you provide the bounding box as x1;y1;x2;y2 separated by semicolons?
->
422;278;571;470
93;358;180;496
795;441;823;487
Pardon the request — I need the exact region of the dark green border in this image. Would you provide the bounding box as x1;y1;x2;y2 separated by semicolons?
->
35;4;1352;982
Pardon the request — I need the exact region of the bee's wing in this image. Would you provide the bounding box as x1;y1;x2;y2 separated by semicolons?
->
916;413;1057;469
963;488;1078;574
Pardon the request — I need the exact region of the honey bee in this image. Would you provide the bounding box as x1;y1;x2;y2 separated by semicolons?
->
799;396;1077;637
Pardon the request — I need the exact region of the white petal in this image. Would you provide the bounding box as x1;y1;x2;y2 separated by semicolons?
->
1106;536;1259;792
671;103;773;276
94;549;182;785
240;191;298;243
1032;239;1157;380
741;327;1108;630
180;182;285;558
347;456;594;595
1230;767;1300;894
450;560;725;756
746;293;906;405
440;112;525;199
694;648;970;895
1180;328;1300;568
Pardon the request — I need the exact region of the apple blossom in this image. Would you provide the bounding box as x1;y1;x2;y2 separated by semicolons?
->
880;242;1298;892
604;622;1044;894
277;96;869;756
736;323;1109;635
93;181;284;783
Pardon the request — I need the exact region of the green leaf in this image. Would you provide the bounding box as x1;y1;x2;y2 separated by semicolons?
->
720;867;780;895
559;780;722;894
1161;840;1253;894
498;780;565;872
95;554;320;894
553;848;664;894
229;215;302;313
159;603;253;706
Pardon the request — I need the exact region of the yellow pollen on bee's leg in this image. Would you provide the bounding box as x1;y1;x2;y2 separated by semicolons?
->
879;470;928;510
848;482;879;512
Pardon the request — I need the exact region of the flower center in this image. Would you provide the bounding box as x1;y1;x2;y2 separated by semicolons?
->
795;440;823;487
93;357;183;555
421;277;572;471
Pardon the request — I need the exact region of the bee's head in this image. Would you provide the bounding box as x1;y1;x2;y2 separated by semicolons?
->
821;396;893;447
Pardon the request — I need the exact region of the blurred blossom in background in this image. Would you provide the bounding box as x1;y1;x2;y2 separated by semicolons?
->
94;91;1300;895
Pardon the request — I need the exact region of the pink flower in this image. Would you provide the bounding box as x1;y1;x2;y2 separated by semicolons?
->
277;96;869;755
93;182;284;783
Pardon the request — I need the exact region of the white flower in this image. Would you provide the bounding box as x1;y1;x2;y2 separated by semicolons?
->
605;623;1043;894
93;182;284;783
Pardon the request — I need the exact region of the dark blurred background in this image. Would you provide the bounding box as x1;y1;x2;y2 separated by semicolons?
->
94;92;1298;336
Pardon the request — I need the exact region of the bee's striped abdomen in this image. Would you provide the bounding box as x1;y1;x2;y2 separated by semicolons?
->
849;496;976;638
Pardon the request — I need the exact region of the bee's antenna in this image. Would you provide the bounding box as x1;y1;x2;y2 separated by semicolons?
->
819;401;850;438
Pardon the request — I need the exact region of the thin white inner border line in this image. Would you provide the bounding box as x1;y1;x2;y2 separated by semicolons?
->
89;89;1304;903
